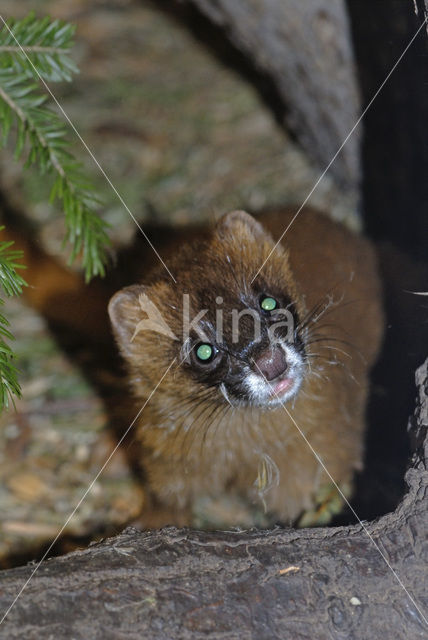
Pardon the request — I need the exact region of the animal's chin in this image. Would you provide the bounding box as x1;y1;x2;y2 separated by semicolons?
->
223;371;303;408
264;375;302;407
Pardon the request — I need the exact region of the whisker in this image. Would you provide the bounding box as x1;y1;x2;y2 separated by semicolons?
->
297;280;348;325
209;402;232;451
305;334;366;364
315;344;352;359
181;394;221;461
185;399;228;463
200;402;230;457
226;253;245;296
297;290;361;337
164;388;219;460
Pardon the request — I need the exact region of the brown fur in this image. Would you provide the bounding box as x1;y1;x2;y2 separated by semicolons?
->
109;207;384;526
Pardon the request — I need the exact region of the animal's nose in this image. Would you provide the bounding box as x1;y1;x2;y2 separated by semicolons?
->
252;347;287;381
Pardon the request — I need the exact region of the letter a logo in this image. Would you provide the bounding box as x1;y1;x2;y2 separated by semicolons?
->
131;294;177;341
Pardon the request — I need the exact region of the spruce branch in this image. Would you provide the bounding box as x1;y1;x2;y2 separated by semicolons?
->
0;232;27;410
0;12;112;409
0;15;110;281
0;13;77;82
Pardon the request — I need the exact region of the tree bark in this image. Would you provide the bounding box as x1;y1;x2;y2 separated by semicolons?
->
0;359;426;639
419;0;428;21
166;0;428;257
171;0;361;194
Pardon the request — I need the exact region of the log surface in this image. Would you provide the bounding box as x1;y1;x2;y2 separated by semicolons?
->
0;359;426;639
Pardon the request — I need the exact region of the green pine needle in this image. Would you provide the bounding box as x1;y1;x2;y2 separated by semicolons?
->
0;13;112;409
0;13;110;281
0;12;78;82
0;233;27;410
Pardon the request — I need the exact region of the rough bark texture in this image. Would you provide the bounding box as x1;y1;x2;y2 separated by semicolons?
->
167;0;428;257
176;0;361;193
0;359;426;639
420;0;428;22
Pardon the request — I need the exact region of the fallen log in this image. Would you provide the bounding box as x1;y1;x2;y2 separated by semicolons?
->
0;359;426;639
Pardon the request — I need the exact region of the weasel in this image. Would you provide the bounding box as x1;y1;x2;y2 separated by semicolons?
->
108;207;383;527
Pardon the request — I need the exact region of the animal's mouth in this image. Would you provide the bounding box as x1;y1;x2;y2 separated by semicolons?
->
269;376;293;397
223;371;302;408
264;373;301;407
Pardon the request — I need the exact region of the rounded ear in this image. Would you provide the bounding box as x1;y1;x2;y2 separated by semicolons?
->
108;285;145;357
109;284;177;359
216;210;270;243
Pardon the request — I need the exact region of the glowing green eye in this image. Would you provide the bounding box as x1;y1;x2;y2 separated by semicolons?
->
260;296;277;311
196;343;214;361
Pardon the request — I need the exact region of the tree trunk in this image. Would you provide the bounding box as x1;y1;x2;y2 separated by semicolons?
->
0;359;426;639
166;0;428;257
419;0;428;22
170;0;361;194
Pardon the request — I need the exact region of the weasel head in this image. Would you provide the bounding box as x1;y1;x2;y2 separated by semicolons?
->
109;210;307;410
